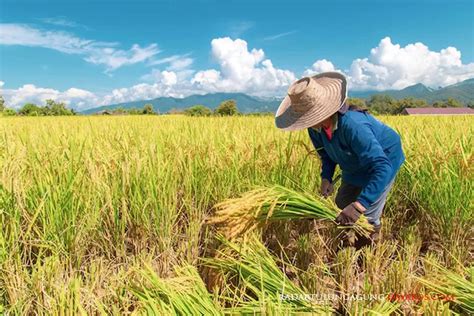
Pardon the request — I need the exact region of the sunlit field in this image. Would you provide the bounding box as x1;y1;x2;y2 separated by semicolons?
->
0;115;472;314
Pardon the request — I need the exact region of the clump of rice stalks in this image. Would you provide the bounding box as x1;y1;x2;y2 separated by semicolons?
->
203;234;333;314
208;185;373;239
130;264;222;315
363;300;401;316
418;259;474;314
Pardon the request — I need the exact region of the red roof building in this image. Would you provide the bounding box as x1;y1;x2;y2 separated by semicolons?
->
402;108;474;115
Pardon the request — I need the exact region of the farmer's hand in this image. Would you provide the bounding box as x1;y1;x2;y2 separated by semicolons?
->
335;202;366;225
320;179;334;198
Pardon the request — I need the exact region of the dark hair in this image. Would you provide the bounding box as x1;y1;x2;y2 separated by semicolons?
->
346;103;368;113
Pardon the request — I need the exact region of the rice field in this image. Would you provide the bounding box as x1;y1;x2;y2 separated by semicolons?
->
0;115;473;314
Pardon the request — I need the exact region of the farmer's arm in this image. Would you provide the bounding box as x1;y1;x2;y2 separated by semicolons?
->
308;129;337;182
344;120;393;209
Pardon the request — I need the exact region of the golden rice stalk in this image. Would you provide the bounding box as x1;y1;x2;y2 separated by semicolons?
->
208;185;373;239
418;259;474;314
203;234;333;314
130;264;222;315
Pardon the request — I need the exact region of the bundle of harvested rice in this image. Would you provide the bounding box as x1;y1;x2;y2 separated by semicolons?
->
208;185;373;239
203;234;333;314
418;259;474;314
130;264;222;315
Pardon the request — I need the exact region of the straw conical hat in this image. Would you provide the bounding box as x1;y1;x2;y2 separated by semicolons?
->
275;72;347;131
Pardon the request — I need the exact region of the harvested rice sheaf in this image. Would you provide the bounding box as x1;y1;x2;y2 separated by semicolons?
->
418;259;474;314
203;234;334;314
130;264;223;315
208;185;373;239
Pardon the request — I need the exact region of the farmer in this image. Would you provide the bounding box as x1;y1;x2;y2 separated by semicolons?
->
275;72;405;249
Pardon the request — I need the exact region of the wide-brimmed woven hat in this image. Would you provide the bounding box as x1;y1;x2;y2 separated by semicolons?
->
275;72;347;131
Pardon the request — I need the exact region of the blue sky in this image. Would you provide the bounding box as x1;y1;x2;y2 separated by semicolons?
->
1;0;473;109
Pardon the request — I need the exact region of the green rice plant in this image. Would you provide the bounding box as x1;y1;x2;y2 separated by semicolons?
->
389;115;473;263
416;300;459;316
364;300;401;315
418;258;474;314
347;300;401;316
204;234;333;314
130;264;223;315
208;185;373;239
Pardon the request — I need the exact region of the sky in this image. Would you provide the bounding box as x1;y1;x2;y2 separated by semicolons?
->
0;0;473;110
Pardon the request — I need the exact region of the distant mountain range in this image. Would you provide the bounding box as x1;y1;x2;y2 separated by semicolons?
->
350;78;474;103
81;93;282;114
81;78;474;114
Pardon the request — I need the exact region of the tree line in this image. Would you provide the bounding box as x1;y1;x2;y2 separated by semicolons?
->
181;96;473;117
93;101;240;116
347;95;473;115
96;104;156;115
0;98;239;116
0;98;157;116
0;97;76;116
1;95;472;117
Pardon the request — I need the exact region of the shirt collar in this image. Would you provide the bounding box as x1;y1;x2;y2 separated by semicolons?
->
332;113;339;131
338;102;348;115
311;106;343;133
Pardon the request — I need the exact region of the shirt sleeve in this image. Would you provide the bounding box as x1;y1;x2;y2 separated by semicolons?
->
343;118;393;208
308;129;337;182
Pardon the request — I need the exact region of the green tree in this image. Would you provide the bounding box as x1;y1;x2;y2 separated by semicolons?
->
444;98;463;108
346;98;367;110
128;108;142;115
19;103;42;116
467;101;474;109
44;99;75;116
184;105;212;116
432;98;463;108
2;108;16;116
142;104;155;115
214;99;239;116
0;96;5;112
366;95;397;114
393;98;428;114
432;101;444;108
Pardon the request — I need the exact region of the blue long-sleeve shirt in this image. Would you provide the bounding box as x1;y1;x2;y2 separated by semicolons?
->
308;108;405;208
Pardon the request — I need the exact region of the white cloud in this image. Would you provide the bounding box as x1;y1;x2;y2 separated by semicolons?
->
101;82;197;106
348;37;474;90
101;84;161;105
3;67;195;110
303;59;338;76
263;30;297;41
149;54;194;71
39;17;85;29
168;57;193;71
192;37;296;96
140;69;178;85
4;36;474;111
160;71;178;86
2;81;194;110
83;44;160;72
0;23;160;72
6;85;60;108
1;84;99;110
191;69;220;87
101;68;198;105
304;37;474;91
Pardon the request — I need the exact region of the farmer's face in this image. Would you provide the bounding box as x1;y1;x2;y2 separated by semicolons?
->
311;117;333;130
